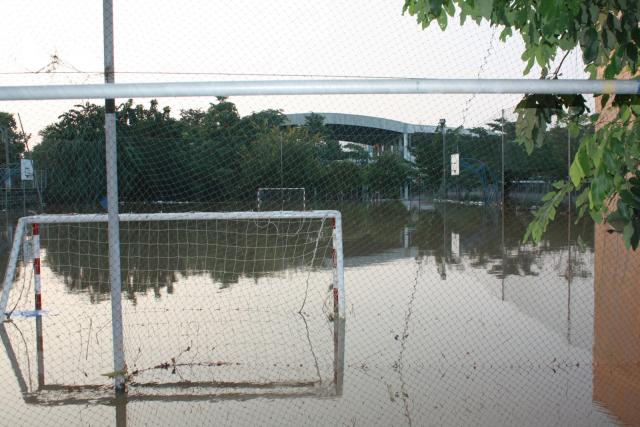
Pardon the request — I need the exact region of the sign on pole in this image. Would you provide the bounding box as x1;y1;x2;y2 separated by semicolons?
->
451;232;460;258
20;159;34;181
451;153;460;176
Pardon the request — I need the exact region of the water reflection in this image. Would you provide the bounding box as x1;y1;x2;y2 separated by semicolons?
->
38;217;334;303
26;203;596;304
0;315;345;410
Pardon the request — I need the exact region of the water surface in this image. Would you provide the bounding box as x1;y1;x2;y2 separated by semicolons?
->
0;202;628;426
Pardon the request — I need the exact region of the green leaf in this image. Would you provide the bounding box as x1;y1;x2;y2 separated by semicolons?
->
620;104;632;123
541;191;556;202
607;209;627;231
568;121;580;138
575;188;589;208
631;221;640;250
581;27;599;63
437;13;448;30
604;62;619;80
623;222;635;249
499;27;512;42
475;0;493;18
590;210;603;223
626;43;639;71
523;57;535;75
620;189;637;206
444;0;455;16
569;155;585;187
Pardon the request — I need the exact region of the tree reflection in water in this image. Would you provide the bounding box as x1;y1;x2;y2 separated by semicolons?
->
34;201;594;304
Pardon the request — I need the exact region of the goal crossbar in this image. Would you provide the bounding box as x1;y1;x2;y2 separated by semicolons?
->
0;78;638;101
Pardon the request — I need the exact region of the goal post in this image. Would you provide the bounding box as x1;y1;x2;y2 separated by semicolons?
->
1;210;345;318
0;210;345;399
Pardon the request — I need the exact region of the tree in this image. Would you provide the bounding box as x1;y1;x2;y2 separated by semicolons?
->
0;112;27;165
342;143;370;165
34;103;106;205
29;99;371;206
324;161;364;199
403;0;640;249
303;113;344;161
304;113;332;139
365;152;414;198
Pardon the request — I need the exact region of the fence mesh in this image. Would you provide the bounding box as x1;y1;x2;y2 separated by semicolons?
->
1;2;639;427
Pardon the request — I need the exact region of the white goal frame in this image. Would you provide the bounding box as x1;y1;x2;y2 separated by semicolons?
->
257;187;306;211
0;211;345;399
1;210;345;319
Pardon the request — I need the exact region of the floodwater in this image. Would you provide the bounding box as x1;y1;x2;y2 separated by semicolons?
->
0;202;631;426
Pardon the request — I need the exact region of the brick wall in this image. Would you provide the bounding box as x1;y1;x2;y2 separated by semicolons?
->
592;69;640;425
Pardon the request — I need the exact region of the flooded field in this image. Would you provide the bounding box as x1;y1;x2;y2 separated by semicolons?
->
0;202;632;426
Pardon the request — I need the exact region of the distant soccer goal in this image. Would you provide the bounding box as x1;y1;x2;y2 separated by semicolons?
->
0;211;344;401
257;187;306;211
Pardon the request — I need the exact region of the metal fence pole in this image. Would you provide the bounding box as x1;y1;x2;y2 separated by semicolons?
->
1;127;8;211
440;119;446;199
566;119;572;344
103;0;126;394
501;109;506;301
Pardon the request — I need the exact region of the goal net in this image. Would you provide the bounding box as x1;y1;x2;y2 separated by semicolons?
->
257;187;306;211
0;211;345;402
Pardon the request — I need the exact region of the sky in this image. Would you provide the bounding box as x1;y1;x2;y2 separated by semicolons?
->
0;0;590;142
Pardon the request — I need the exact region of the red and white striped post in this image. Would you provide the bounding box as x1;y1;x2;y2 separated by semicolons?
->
32;223;45;389
331;217;338;318
32;223;42;311
330;214;345;395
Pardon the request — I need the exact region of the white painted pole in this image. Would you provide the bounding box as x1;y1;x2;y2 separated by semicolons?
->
32;224;41;311
0;78;639;101
333;213;345;319
103;0;126;394
0;218;25;316
23;210;342;224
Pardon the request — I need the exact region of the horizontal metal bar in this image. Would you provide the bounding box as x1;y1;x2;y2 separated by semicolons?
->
257;188;306;190
0;78;638;101
23;210;341;224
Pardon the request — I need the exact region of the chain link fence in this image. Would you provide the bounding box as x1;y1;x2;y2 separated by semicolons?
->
0;2;639;426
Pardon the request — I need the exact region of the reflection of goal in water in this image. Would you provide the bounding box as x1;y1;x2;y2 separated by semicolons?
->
257;187;306;211
0;211;344;402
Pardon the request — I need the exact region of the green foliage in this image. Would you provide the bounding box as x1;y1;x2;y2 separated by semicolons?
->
412;118;587;199
342;143;371;165
28;101;414;207
0;112;28;164
239;127;324;194
404;0;640;249
411;131;444;192
325;161;364;198
404;0;639;77
304;113;332;139
366;152;414;198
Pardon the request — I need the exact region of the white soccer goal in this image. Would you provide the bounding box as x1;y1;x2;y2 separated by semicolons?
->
0;211;344;401
257;187;306;211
